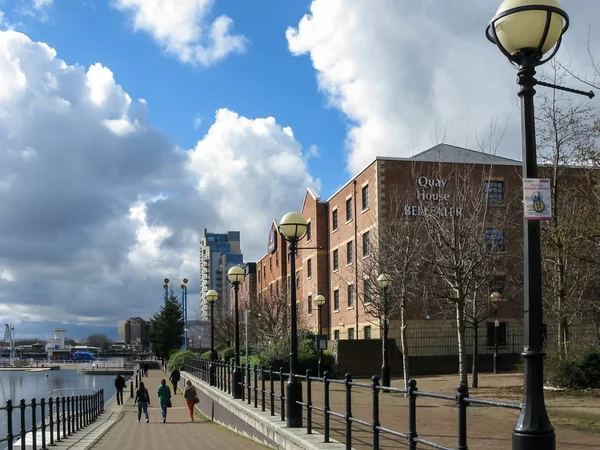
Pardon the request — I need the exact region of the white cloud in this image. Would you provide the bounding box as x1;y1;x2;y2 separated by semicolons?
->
32;0;52;10
287;0;600;174
0;29;318;335
114;0;246;66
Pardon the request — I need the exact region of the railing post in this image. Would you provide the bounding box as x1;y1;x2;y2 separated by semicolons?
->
372;376;380;450
130;380;134;398
19;399;26;449
79;396;83;430
40;398;46;450
6;400;13;450
344;373;352;450
457;383;469;450
72;396;76;432
323;371;330;443
407;379;418;450
279;367;285;422
269;366;275;416
306;370;312;434
66;396;71;436
101;388;105;413
31;398;37;449
48;397;54;446
55;396;61;442
62;397;67;437
261;366;266;412
254;365;258;408
247;363;252;404
241;363;246;402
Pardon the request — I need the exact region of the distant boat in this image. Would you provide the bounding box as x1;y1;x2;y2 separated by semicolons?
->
70;351;97;361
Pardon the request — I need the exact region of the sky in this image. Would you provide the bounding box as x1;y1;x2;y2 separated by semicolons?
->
0;0;598;340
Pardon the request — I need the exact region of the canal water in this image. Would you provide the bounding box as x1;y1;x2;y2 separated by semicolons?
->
0;370;117;444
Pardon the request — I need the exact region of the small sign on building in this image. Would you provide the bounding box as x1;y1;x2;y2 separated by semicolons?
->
316;334;328;351
523;178;552;221
268;229;278;254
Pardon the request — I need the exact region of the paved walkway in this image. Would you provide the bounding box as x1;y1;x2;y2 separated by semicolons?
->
89;370;268;449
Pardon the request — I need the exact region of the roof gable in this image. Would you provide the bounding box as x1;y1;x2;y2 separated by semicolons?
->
408;144;521;166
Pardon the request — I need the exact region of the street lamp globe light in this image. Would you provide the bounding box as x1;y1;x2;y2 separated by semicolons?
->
227;265;246;284
206;290;218;304
377;273;391;289
314;294;326;308
486;0;568;65
490;291;502;305
227;266;246;399
278;212;308;241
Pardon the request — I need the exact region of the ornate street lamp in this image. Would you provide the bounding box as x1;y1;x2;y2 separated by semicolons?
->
278;211;308;428
314;294;327;377
377;273;391;388
205;289;219;386
228;265;246;399
181;278;188;350
486;2;570;449
490;292;502;374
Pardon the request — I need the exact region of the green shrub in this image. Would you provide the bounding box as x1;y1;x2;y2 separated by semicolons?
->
219;347;235;361
200;350;212;360
168;349;202;370
547;349;600;389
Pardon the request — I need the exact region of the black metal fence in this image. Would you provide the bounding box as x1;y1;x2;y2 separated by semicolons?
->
0;389;104;450
184;358;522;450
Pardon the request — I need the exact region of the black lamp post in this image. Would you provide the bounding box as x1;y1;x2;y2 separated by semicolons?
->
314;294;326;377
228;266;246;399
377;274;391;388
206;289;219;386
278;211;308;428
486;2;569;449
490;292;502;374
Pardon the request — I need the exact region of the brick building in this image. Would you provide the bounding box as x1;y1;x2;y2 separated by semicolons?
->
235;144;569;346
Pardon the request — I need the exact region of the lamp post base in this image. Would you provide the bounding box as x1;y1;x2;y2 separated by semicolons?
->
493;352;499;374
513;431;555;450
232;367;243;399
285;380;303;428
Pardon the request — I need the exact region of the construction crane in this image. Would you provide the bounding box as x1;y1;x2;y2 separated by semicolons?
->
3;324;15;365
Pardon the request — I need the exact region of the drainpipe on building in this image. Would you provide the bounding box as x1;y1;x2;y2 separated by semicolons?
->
325;203;332;340
353;180;359;338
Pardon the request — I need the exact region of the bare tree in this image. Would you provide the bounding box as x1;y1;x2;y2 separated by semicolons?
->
415;160;519;387
536;61;598;359
249;289;290;348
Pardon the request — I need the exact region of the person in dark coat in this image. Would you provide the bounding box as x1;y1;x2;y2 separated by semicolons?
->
134;381;151;423
169;367;181;394
114;373;126;405
143;362;149;376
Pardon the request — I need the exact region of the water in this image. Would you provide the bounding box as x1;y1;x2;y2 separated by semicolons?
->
0;370;116;443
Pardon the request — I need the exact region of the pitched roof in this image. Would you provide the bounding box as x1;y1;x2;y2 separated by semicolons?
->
407;144;521;166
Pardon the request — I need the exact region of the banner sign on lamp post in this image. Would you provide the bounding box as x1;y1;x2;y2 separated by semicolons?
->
523;178;552;221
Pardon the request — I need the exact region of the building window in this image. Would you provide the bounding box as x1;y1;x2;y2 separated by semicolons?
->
308;295;313;315
334;330;340;340
258;270;261;283
364;326;372;339
333;249;339;271
347;241;353;264
296;271;300;289
263;264;266;278
346;198;353;221
362;185;369;210
334;289;340;311
485;228;505;252
348;328;355;340
347;284;354;308
364;279;372;304
485;180;504;204
276;252;279;267
307;258;312;278
307;222;312;241
486;322;507;346
363;231;371;256
269;257;272;272
332;209;338;231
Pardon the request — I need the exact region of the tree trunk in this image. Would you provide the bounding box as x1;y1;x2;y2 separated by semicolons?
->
561;317;569;359
400;302;410;390
471;324;479;389
456;301;468;386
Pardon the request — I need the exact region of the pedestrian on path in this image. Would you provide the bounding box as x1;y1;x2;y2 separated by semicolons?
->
143;362;149;376
134;381;151;423
169;366;181;394
114;373;125;405
183;380;199;422
157;379;172;423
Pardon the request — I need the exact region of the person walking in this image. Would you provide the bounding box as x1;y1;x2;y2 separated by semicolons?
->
183;380;198;422
157;379;171;423
134;381;151;423
143;362;149;376
114;373;125;405
169;367;181;394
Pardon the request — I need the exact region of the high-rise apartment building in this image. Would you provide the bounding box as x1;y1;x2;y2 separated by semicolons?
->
117;317;150;348
200;230;244;320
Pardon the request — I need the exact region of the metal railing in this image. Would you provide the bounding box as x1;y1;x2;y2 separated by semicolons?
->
0;389;104;450
184;358;522;450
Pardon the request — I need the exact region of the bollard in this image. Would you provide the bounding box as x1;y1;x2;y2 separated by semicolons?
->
456;384;469;450
407;379;418;450
130;380;134;398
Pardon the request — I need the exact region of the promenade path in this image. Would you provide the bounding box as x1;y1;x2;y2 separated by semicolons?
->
89;370;267;450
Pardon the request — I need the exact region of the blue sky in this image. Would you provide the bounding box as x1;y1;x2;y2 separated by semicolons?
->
0;0;598;339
